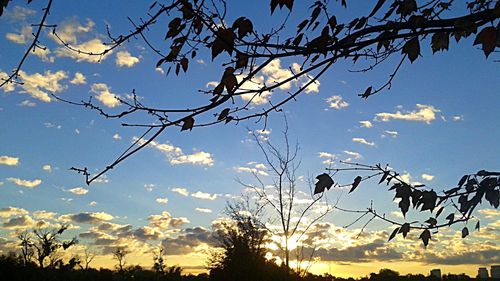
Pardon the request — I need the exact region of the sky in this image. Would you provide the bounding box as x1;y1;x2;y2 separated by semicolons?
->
0;0;499;278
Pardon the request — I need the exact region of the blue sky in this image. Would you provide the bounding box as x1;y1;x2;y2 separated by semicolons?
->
0;0;499;277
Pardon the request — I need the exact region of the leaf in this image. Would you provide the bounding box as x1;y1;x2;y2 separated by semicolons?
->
420;190;437;212
435;206;444;218
485;189;499;208
218;108;230;121
232;17;253;39
396;0;417;17
1;0;10;17
180;58;188;72
402;37;420;63
425;217;437;226
235;53;249;69
475;221;480;231
181;116;194;131
445;213;454;224
458;175;468;187
314;173;334;195
222;67;237;94
213;83;224;96
431;32;449;53
308;7;321;29
388;227;399;241
461;227;469;238
419;229;431;247
379;171;390;184
349;176;362;193
473;27;497;58
398;223;410;238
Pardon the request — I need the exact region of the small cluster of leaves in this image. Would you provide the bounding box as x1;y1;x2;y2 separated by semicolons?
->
316;163;499;247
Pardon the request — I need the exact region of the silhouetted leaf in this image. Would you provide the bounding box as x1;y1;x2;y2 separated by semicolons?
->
369;0;387;17
461;227;469;238
218;108;230;121
235;53;249;69
445;213;454;224
473;26;497;58
379;170;390;184
181;116;194;131
475;221;480;231
396;0;417;17
388;227;399;241
458;175;468;187
431;32;449;53
308;7;321;29
314;173;334;195
402;37;420;63
435;206;444;218
419;229;431;247
398;222;410;238
349;176;362;193
180;58;188;72
222;67;237;94
485;189;499;208
420;190;437;212
425;217;437;226
0;0;10;17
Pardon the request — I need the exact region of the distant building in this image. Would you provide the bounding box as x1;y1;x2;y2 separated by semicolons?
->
430;269;442;279
477;268;489;278
491;265;500;279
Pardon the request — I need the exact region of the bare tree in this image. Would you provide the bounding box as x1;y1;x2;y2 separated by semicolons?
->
238;120;331;272
152;247;166;275
82;247;96;270
113;247;129;272
17;231;34;266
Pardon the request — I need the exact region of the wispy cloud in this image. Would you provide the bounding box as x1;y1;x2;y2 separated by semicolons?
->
171;187;189;196
326;95;349;110
375;104;440;124
65;187;89;195
352;137;375;147
7;177;41;188
344;150;362;159
0;156;19;166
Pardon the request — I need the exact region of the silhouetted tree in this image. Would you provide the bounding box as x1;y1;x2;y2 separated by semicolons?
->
113;247;129;272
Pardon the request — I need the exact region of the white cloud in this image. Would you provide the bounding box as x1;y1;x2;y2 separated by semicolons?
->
234;162;269;176
318;152;336;165
155;67;165;75
18;100;36;107
375;104;440;124
3;6;36;22
0;156;19;166
44;122;62;129
359;120;372;128
70;72;87;85
344;150;362;159
1;70;68;102
391;211;404;219
112;133;122;140
452;115;464;122
49;19;95;45
115;51;140;67
5;25;33;44
195;208;212;213
55;39;111;63
144;184;156;192
148;211;189;229
171;187;189;196
33;210;57;220
156;198;169;204
383;130;398;138
0;207;29;218
352;137;375;147
7;177;41;188
90;83;121;108
89;201;97;206
421;173;434;181
135;137;214;167
191;191;218;200
326;95;349;109
42;164;52;173
66;187;89;195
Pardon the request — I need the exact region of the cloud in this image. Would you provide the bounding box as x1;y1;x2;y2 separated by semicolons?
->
59;212;114;224
195;208;212;213
478;209;500;219
326;95;349;109
90;83;121;108
234;162;269;176
55;39;111;63
2;6;36;22
0;70;68;102
318;152;336;165
115;51;140;67
359;120;372;128
171;187;189;196
191;191;218;200
66;187;89;195
7;177;41;188
161;227;215;255
148;211;189;230
452;115;464;122
33;210;57;220
89;201;97;206
42;164;52;173
6;25;33;44
344;150;362;159
0;156;19;166
3;215;36;229
18;100;36;107
375;104;440;124
112;133;122;140
49;19;95;45
144;184;156;192
352;137;375;147
44;122;62;129
0;207;29;218
70;72;87;85
156;198;169;204
134;137;214;167
383;130;398;138
421;173;434;181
